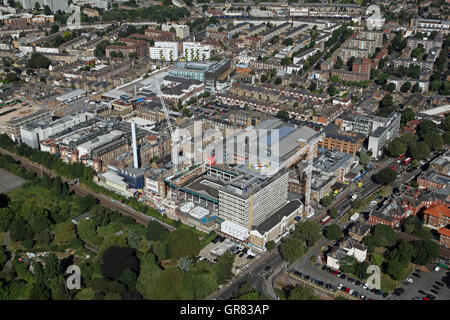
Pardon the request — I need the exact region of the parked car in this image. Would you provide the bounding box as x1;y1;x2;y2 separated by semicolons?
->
406;278;414;283
426;294;436;300
355;280;362;286
418;290;426;295
239;252;245;258
337;283;343;290
348;289;354;295
432;285;441;291
430;289;439;295
411;297;422;300
435;281;444;287
363;283;369;290
393;288;404;296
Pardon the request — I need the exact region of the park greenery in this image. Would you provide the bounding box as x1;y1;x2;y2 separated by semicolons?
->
0;162;233;300
278;220;321;263
385;114;450;161
362;224;439;281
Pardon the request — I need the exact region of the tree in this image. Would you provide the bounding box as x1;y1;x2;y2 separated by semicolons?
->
53;222;76;246
279;237;305;263
76;219;96;242
423;132;443;151
27;53;51;69
293;221;321;247
375;168;397;185
334;56;344;69
274;77;282;85
358;152;370;166
443;131;450;145
386;82;396;93
411;83;421;93
412;240;440;265
5;72;19;83
325;224;343;241
327;85;338;96
289;285;319;300
135;253;161;299
167;228;200;259
266;241;276;251
386;259;404;280
329;207;338;219
276;110;290;120
372;224;398;247
101;246;139;282
214;251;234;285
441;115;450;131
417;120;439;139
10;218;33;242
401;108;415;125
127;229;141;249
119;268;138;290
308;81;317;91
415;141;430;160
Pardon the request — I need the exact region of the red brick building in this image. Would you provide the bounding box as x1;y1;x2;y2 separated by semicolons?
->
423;203;450;230
144;28;175;41
438;227;450;248
352;58;371;76
417;171;450;190
369;185;448;228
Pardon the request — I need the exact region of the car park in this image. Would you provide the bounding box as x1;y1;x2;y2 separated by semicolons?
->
432;285;441;291
393;288;404;296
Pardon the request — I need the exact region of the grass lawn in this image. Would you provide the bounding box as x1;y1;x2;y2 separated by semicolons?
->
374;247;386;255
380;273;397;293
97;223;123;237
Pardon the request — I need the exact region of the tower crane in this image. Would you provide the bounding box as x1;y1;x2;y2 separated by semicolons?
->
148;78;179;173
292;132;325;218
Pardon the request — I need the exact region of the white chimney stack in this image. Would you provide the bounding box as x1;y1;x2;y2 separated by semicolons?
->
131;121;139;169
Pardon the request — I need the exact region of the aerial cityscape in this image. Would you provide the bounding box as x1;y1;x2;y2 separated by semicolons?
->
0;0;448;304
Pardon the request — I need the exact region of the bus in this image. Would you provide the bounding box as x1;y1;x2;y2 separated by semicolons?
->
321;215;331;225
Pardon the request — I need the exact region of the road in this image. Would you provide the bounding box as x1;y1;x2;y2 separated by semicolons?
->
207;250;283;300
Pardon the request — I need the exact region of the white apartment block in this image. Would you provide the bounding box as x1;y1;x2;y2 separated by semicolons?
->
162;23;189;39
182;42;212;61
149;41;178;61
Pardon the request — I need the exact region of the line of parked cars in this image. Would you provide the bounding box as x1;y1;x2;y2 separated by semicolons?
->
293;270;338;294
323;266;389;299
